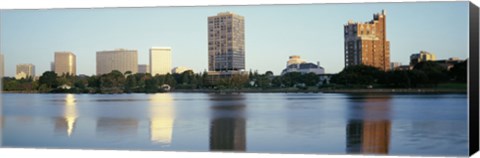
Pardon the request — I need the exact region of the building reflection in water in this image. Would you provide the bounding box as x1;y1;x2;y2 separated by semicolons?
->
149;93;175;145
96;117;139;136
346;94;391;155
209;94;246;151
54;94;77;137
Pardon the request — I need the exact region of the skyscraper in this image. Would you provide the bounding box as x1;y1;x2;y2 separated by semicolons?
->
54;52;76;76
208;12;245;72
149;47;172;75
344;10;390;71
16;64;35;79
96;49;138;75
0;53;4;77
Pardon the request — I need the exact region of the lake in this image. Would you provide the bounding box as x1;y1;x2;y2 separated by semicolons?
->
1;93;469;156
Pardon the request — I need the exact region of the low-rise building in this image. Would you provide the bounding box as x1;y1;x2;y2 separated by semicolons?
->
410;50;436;66
434;57;464;70
281;56;324;75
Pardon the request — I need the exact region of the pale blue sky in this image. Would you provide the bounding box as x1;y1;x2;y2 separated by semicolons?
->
0;2;469;77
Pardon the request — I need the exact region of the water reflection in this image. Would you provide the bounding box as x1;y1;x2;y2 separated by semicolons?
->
209;94;246;151
54;94;77;137
149;94;175;145
96;118;139;137
346;94;391;155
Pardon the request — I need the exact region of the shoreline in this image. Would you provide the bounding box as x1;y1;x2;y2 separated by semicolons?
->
2;88;467;94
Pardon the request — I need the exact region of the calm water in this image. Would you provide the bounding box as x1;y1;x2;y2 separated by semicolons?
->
1;93;468;156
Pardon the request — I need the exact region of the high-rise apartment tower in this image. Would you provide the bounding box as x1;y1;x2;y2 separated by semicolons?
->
208;12;245;72
344;10;390;71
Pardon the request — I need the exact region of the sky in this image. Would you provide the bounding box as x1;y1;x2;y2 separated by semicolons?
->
0;2;470;77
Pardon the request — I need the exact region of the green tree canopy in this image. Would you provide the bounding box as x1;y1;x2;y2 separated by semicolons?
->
39;71;58;88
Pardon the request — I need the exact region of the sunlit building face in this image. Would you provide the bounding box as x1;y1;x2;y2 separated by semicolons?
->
64;94;77;137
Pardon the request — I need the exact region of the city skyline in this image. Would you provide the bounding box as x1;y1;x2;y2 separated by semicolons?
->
0;2;469;77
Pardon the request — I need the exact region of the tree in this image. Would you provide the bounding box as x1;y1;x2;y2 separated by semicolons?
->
302;72;320;87
144;76;158;93
124;74;137;93
409;69;428;87
180;70;194;85
282;72;302;87
265;71;274;77
202;71;210;88
164;73;177;88
413;61;448;86
255;74;271;89
271;76;283;87
99;70;126;93
39;71;58;89
449;60;467;83
384;70;411;88
330;65;384;86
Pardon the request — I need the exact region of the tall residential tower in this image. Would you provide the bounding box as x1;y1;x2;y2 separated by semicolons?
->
149;47;172;75
96;49;138;75
54;52;76;75
344;10;390;71
208;12;245;72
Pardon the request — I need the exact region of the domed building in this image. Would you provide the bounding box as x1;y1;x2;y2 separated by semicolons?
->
281;56;325;75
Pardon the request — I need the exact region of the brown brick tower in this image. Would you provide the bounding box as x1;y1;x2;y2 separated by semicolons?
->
344;10;390;71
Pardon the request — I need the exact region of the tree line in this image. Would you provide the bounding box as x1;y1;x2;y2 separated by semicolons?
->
330;60;467;88
2;60;467;93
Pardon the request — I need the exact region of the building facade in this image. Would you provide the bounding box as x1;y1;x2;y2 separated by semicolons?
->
287;55;305;66
410;50;436;66
208;12;245;72
150;47;172;75
344;10;390;71
54;52;76;76
281;56;324;75
138;64;150;74
96;49;138;75
16;64;35;79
